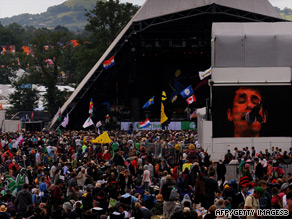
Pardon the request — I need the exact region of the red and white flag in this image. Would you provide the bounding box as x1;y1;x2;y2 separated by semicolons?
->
186;94;196;105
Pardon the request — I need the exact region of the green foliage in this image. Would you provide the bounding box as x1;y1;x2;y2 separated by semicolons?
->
43;88;72;114
8;86;39;115
85;0;138;47
0;0;98;31
276;7;292;20
0;0;139;119
25;29;72;115
0;54;18;84
76;0;139;81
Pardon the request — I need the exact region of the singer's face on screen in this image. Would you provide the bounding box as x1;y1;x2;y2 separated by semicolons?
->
227;87;264;137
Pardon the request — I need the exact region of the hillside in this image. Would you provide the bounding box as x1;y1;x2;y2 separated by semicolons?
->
1;3;291;31
0;0;103;31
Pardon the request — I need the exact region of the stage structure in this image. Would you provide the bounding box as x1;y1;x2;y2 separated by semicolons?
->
198;22;292;161
50;0;284;130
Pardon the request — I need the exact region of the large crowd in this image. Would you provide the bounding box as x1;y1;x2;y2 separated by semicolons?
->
0;129;291;219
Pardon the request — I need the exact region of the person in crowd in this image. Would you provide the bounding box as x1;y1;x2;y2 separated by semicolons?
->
14;183;32;218
216;160;226;189
202;171;219;209
161;175;177;218
244;187;265;219
0;129;292;219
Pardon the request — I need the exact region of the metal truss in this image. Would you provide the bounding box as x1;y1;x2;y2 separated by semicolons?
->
50;4;285;129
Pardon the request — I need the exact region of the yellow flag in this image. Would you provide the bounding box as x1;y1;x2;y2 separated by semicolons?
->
160;103;168;124
162;91;167;101
91;131;112;144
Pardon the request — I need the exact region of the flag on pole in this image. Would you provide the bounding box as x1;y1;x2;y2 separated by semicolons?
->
57;128;62;136
96;121;102;128
55;107;61;121
171;95;178;103
199;67;212;80
91;131;112;144
103;56;115;69
142;96;154;109
190;109;197;119
61;114;69;128
14;134;24;148
96;121;102;134
89;98;93;114
186;94;196;105
139;118;151;128
162;91;167;101
160;103;168;124
83;117;94;129
180;85;194;98
31;111;34;120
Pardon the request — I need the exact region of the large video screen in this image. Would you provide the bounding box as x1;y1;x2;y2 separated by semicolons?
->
212;86;292;138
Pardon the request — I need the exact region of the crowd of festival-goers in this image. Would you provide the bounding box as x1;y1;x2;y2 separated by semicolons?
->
0;129;292;219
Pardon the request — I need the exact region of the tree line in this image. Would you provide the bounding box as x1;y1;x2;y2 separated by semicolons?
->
0;0;139;118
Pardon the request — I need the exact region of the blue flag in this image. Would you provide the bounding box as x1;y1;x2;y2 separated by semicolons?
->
143;96;154;109
180;85;193;98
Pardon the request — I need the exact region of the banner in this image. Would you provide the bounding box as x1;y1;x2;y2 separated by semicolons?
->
121;121;196;131
181;121;197;130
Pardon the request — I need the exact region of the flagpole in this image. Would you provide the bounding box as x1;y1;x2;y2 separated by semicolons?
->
90;113;98;134
115;64;119;128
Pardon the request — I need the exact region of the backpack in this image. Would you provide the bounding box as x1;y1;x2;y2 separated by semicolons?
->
169;187;177;201
239;195;255;219
271;167;279;179
272;194;283;209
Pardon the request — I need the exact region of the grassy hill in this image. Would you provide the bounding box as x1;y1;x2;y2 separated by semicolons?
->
280;13;292;20
0;0;103;31
1;3;291;32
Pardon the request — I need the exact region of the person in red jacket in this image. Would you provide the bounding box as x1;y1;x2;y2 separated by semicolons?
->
102;150;111;161
172;165;179;181
52;180;64;208
8;159;19;172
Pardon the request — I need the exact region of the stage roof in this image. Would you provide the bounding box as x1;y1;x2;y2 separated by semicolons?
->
134;0;282;22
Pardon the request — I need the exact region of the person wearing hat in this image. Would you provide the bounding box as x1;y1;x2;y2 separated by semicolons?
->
0;205;10;218
153;185;160;195
244;187;265;219
257;180;271;211
280;183;290;209
222;184;235;200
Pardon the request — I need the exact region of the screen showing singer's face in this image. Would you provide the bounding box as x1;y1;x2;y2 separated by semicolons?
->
212;86;292;138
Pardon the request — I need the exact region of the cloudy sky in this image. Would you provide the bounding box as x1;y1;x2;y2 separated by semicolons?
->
0;0;290;19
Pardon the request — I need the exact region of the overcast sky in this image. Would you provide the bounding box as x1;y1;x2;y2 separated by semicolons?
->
0;0;290;19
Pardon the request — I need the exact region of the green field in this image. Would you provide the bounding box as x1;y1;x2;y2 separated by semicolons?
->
280;13;292;20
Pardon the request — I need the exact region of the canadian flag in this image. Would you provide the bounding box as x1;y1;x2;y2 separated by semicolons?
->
186;94;196;105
